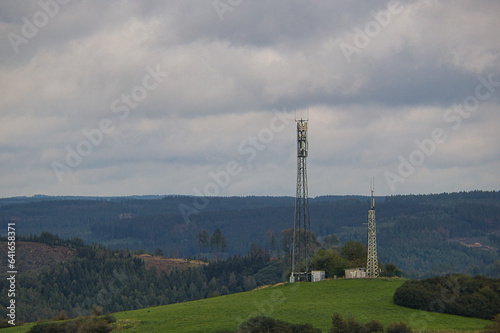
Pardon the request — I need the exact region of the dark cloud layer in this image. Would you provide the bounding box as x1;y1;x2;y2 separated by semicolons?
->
0;0;499;197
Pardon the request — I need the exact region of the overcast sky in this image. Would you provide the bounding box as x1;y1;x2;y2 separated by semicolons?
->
0;0;499;198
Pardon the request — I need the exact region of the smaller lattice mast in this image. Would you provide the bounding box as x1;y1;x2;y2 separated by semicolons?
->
366;177;379;278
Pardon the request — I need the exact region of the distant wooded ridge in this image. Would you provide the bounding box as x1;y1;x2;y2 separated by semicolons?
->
1;190;499;278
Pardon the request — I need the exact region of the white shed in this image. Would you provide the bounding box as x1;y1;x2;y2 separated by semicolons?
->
345;268;366;279
311;270;325;282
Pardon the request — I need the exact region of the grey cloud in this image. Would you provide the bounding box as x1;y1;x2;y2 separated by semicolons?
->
0;0;499;197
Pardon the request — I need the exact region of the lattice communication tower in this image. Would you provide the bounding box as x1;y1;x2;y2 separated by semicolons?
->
366;177;379;278
290;117;311;282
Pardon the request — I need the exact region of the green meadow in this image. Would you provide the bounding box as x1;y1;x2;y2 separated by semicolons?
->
5;279;492;332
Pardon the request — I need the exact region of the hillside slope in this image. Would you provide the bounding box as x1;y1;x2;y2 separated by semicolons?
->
0;241;75;278
112;279;491;332
8;279;491;333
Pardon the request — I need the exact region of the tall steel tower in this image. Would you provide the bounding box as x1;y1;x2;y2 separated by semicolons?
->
366;177;379;278
290;117;311;282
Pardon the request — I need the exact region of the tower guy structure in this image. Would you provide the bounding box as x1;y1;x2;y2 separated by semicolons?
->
366;177;379;278
290;116;311;282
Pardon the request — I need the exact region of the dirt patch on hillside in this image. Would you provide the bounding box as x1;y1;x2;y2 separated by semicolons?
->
0;241;76;276
253;282;286;291
452;237;497;251
135;254;207;274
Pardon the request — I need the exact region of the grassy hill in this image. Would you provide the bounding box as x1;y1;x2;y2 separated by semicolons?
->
6;279;492;332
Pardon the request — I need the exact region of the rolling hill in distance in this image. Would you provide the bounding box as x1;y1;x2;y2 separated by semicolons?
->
1;191;499;279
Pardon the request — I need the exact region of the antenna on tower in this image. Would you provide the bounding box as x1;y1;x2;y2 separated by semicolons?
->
294;108;309;122
370;176;375;210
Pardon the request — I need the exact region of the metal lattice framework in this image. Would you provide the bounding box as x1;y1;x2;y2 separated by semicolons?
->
366;177;379;278
291;118;311;281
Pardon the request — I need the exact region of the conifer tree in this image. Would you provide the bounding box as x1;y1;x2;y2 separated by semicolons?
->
210;229;227;262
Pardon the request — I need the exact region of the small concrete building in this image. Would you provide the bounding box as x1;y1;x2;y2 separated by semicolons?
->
311;270;325;282
345;267;366;279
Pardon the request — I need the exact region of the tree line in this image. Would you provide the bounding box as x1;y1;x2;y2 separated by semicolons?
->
393;274;500;320
227;313;413;333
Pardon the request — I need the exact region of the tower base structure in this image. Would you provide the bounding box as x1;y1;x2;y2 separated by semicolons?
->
289;272;311;283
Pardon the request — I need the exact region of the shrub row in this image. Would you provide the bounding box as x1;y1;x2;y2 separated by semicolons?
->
393;274;500;320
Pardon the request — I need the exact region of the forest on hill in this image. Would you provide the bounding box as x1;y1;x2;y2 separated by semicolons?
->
0;234;278;322
0;191;499;278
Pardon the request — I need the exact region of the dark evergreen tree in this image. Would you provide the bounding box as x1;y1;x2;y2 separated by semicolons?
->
210;228;227;262
196;230;210;259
